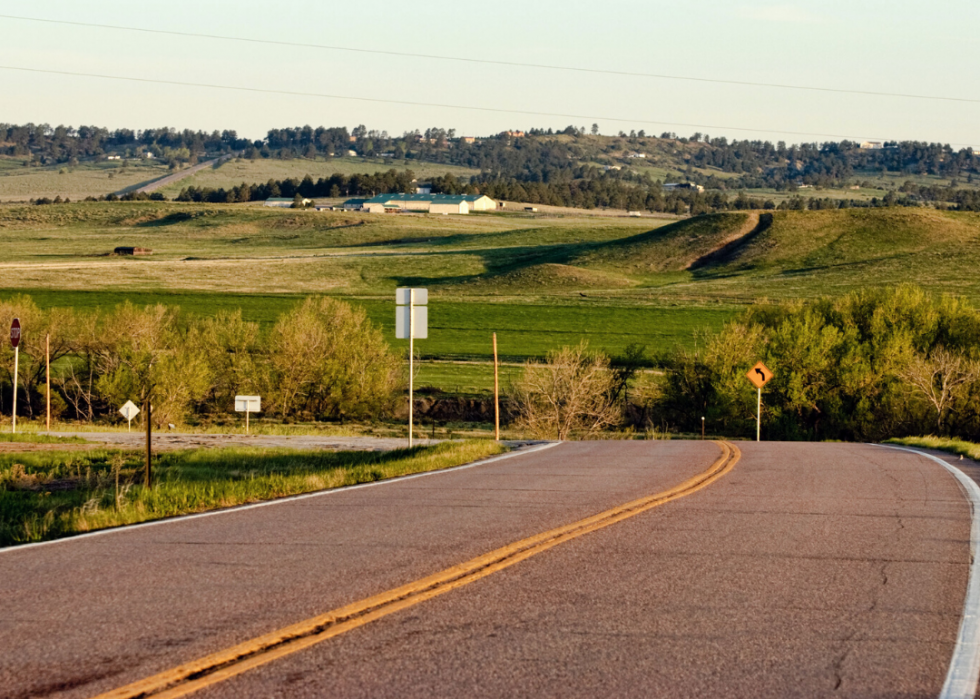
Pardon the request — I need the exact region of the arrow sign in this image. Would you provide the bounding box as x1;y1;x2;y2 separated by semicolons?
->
745;361;773;389
10;318;20;349
119;400;140;421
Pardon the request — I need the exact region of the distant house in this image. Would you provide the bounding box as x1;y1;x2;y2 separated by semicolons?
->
525;206;538;213
264;197;310;208
972;148;980;157
460;137;477;144
663;182;704;193
627;211;642;217
627;152;647;159
340;198;367;211
106;155;121;161
347;150;357;157
860;141;884;150
604;165;622;171
342;193;497;215
504;130;525;138
415;184;432;195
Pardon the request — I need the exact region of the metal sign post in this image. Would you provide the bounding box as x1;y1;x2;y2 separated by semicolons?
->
10;319;20;434
235;395;261;434
119;400;141;432
745;361;774;442
396;288;428;448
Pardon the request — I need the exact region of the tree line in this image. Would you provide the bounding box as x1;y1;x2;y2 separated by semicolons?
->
166;169;973;214
7;121;978;192
511;286;980;442
0;297;401;427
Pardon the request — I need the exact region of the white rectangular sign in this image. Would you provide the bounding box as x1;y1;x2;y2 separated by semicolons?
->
119;400;140;420
395;305;428;339
396;288;428;306
235;395;261;412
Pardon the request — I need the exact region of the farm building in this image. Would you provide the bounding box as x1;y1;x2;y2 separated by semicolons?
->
264;197;311;208
663;182;704;192
860;141;884;150
343;193;497;215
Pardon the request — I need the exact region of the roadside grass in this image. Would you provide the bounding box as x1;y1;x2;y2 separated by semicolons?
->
884;436;980;461
0;439;506;547
0;433;86;444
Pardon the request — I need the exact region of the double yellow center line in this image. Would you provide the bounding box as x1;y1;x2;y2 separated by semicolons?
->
95;441;740;699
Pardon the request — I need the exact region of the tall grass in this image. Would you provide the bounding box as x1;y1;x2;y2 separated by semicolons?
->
884;436;980;460
0;440;505;547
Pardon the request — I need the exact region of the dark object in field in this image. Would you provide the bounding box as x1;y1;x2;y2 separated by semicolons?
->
114;247;153;256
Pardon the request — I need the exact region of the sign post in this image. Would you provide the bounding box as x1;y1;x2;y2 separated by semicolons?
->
745;361;774;442
235;395;261;434
10;319;20;434
493;333;500;441
119;400;140;432
396;288;428;447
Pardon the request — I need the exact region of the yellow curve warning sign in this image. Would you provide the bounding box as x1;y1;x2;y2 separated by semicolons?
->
746;361;773;389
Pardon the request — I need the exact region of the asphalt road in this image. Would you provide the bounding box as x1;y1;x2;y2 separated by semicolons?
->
0;441;975;698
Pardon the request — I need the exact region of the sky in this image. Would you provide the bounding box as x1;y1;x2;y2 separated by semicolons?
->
1;0;977;146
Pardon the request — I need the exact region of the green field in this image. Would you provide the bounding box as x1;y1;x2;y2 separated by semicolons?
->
2;201;979;395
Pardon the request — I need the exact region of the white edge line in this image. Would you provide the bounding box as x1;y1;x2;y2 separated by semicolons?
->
1;441;562;555
876;444;980;699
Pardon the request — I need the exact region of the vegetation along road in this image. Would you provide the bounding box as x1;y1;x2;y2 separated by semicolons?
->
1;440;977;698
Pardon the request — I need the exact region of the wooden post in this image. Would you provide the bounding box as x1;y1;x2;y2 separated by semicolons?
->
493;333;500;441
11;345;18;434
408;289;414;448
45;333;50;431
144;397;152;488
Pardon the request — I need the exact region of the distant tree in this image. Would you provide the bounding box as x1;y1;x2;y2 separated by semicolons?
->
591;123;599;136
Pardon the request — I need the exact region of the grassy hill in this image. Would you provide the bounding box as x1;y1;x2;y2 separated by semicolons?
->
2;201;978;393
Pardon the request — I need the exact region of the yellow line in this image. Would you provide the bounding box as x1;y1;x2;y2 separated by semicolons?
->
93;441;740;699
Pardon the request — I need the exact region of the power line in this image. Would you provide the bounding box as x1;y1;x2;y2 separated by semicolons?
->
0;64;893;143
1;13;977;106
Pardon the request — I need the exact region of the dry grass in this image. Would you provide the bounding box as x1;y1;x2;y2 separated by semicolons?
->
0;160;171;202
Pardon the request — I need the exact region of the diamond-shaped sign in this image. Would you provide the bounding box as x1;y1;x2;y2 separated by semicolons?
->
746;361;774;389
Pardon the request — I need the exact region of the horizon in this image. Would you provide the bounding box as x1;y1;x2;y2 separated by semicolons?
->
1;1;977;147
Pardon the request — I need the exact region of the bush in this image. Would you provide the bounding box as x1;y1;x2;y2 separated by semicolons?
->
654;285;980;441
511;342;619;440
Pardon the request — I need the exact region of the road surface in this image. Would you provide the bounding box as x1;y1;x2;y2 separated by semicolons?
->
0;441;975;698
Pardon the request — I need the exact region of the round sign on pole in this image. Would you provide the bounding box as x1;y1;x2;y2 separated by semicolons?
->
10;318;20;349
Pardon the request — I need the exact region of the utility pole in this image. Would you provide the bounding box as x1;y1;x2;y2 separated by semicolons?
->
493;333;500;441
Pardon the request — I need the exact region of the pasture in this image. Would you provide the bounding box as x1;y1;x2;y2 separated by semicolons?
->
2;201;979;396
